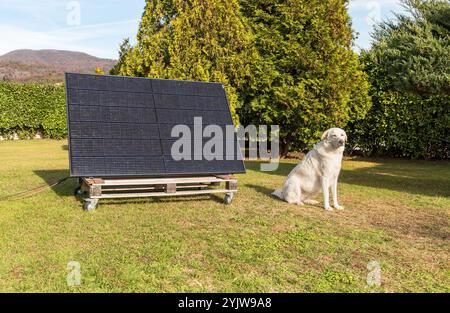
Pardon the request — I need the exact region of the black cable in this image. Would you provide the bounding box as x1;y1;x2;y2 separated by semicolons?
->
0;176;70;202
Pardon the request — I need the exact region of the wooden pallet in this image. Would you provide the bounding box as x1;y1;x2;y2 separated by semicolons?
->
77;175;238;210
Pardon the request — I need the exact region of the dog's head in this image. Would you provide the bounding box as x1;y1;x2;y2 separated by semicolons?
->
321;128;347;150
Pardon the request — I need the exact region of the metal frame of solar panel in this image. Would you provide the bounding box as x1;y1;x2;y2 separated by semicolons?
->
65;73;246;178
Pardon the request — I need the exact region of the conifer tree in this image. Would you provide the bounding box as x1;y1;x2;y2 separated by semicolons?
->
109;38;132;75
116;0;371;154
119;0;257;123
366;0;449;95
238;0;371;155
351;0;450;159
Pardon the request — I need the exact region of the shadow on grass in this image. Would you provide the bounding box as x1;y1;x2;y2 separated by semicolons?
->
244;159;450;198
34;169;226;205
101;194;225;206
339;162;450;198
245;160;294;177
245;183;278;199
33;169;76;197
35;157;449;201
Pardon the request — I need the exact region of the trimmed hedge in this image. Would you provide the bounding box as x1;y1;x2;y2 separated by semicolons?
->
0;83;66;139
1;81;448;159
349;91;450;159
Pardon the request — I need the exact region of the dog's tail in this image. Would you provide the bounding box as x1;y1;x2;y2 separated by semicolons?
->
271;189;283;199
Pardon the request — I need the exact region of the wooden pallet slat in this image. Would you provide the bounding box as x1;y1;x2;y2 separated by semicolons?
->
87;176;235;186
90;189;237;199
81;175;238;207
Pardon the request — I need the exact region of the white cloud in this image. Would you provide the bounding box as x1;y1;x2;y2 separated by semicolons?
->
348;0;403;9
349;0;406;51
0;0;65;11
0;19;139;59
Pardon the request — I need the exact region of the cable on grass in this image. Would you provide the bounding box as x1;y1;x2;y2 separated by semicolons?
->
0;176;70;202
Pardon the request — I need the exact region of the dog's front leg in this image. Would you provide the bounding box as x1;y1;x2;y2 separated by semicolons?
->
322;177;332;211
332;178;344;210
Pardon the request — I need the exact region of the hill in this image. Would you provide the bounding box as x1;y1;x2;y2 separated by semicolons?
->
0;49;116;83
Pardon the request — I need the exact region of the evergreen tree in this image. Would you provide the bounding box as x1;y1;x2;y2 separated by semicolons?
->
238;0;371;155
119;0;258;123
109;38;132;75
351;0;450;159
367;0;450;95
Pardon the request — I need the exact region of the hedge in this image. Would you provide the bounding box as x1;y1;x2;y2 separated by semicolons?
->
1;81;449;159
349;91;450;159
0;82;66;139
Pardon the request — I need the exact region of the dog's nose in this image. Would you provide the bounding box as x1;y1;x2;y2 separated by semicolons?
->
339;139;344;145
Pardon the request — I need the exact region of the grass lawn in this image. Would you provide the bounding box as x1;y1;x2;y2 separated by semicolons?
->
0;139;448;292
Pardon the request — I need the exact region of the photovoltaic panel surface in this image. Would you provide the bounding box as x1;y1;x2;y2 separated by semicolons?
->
65;73;245;177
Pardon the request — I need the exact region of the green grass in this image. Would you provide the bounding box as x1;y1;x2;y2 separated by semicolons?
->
0;140;449;292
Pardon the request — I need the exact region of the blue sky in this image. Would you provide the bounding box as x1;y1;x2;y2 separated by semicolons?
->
0;0;405;59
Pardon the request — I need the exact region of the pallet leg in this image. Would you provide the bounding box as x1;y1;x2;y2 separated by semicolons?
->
74;178;83;196
89;185;102;197
166;183;176;194
226;180;237;190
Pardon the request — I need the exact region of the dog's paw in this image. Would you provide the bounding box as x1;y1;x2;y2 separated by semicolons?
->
334;205;344;210
324;206;333;211
304;199;319;205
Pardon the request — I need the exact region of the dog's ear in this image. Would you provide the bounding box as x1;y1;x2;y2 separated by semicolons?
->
321;129;330;141
343;131;348;142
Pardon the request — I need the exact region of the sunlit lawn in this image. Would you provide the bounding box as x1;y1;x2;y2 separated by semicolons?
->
0;140;448;292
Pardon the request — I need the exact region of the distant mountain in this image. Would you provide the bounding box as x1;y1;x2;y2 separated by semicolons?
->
0;49;116;83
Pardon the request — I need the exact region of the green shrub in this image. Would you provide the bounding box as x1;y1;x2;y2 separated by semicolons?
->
117;0;257;125
0;82;66;139
349;91;450;159
237;0;371;156
349;0;450;159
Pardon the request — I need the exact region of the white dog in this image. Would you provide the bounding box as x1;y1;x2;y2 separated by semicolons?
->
272;128;347;211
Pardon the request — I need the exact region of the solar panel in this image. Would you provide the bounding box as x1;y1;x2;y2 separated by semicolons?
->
65;73;245;177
